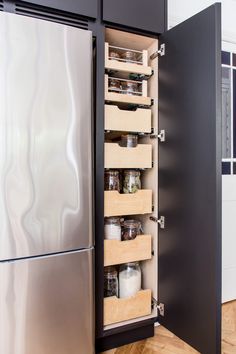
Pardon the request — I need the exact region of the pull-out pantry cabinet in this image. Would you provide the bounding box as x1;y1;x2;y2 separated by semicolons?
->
96;3;222;354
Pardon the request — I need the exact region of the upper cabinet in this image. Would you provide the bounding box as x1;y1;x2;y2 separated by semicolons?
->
21;0;98;19
102;0;166;34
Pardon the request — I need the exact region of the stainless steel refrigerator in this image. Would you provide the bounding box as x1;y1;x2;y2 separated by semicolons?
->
0;12;94;354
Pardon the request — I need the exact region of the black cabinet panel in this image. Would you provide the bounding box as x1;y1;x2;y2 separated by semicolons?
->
103;0;166;34
158;4;221;354
22;0;97;19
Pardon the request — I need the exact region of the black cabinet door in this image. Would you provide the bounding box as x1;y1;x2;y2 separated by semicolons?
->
102;0;166;34
158;4;221;354
22;0;97;19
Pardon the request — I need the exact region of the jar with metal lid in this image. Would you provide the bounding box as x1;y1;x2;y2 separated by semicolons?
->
108;78;121;93
109;50;121;61
105;217;121;240
121;81;140;96
121;50;137;63
120;134;138;148
119;262;141;298
104;266;118;298
122;220;142;241
123;170;141;194
105;170;120;192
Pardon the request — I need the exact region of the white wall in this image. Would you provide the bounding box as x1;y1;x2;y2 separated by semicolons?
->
168;0;236;303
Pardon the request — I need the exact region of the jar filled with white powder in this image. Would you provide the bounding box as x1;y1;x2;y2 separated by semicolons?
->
119;262;141;298
104;217;121;240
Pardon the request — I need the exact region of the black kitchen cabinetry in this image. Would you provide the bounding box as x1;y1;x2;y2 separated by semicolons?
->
20;0;98;19
102;0;166;33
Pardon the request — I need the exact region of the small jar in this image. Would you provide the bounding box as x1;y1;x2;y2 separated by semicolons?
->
121;50;137;63
105;170;120;192
105;217;121;240
119;262;141;298
123;170;141;194
122;220;142;241
121;81;140;96
108;78;121;93
120;134;138;148
104;266;118;298
109;50;121;61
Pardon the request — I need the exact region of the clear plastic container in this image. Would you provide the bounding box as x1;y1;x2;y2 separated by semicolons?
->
122;220;142;241
123;170;141;194
120;134;138;148
104;217;121;240
119;262;141;298
105;170;120;192
108;78;121;93
121;50;137;63
121;81;140;96
109;50;121;61
104;266;118;298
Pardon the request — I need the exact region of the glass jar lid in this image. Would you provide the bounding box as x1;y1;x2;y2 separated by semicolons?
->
123;219;141;229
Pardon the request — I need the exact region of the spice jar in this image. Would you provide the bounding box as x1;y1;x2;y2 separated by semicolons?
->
121;81;140;96
105;217;121;240
104;266;118;298
109;50;121;61
122;220;142;241
119;262;141;298
121;50;137;63
108;78;121;93
120;134;138;148
123;170;141;194
105;170;120;192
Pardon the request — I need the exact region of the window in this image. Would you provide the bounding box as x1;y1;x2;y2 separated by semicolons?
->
221;50;236;175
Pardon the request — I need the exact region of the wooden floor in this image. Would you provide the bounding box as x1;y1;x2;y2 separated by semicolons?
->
103;301;236;354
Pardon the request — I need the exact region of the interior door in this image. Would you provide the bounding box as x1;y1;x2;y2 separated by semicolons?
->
158;4;221;354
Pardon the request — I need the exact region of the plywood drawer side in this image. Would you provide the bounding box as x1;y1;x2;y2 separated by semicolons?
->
104;235;152;266
104;289;152;326
105;75;151;106
104;190;152;217
105;43;152;76
105;143;152;169
105;105;152;133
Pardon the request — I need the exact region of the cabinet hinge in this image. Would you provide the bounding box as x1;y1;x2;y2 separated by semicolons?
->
152;298;165;317
158;216;165;229
158;129;166;142
150;43;165;60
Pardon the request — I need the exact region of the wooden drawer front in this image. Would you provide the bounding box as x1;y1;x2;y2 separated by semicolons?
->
104;190;152;217
105;143;152;169
104;289;152;325
105;75;151;106
104;235;152;266
105;43;152;76
105;105;152;133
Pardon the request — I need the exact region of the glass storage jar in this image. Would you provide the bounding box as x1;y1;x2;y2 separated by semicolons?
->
119;262;141;298
123;170;141;194
108;78;121;93
121;81;140;96
109;50;121;61
121;50;137;63
105;170;120;192
104;217;121;240
120;134;138;148
104;266;118;298
122;220;142;241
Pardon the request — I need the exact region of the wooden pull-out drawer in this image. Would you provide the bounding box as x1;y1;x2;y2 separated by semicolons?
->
104;289;152;326
105;143;152;169
105;105;152;133
104;235;152;266
105;74;151;106
104;190;152;217
105;43;152;76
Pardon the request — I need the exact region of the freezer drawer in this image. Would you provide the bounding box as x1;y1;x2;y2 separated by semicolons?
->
0;249;94;354
0;12;93;260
